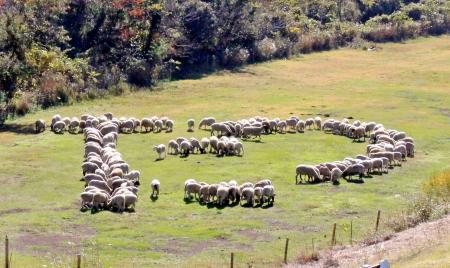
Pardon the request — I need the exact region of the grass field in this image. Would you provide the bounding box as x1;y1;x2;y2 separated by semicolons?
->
1;36;449;267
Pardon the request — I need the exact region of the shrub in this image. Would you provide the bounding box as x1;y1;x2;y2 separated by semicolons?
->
255;37;277;61
423;169;450;202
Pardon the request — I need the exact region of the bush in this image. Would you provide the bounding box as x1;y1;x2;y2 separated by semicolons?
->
11;90;33;116
255;37;277;61
423;169;450;202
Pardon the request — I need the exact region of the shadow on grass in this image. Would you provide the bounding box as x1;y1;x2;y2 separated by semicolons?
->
0;123;36;135
344;178;365;184
154;158;165;162
150;195;159;202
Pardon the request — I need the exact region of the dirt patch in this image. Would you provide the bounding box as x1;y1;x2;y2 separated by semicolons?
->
152;236;249;257
286;215;450;267
236;229;273;242
267;220;321;233
0;208;31;217
11;225;96;255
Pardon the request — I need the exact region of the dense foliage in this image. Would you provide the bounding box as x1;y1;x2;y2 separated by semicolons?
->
1;0;449;123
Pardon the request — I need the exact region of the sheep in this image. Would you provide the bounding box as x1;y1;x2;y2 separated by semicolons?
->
342;164;365;180
330;168;343;183
240;187;254;206
82;162;99;175
83;174;105;185
393;152;403;166
187;119;195;132
209;136;219;153
369;152;394;166
227;185;239;203
286;118;298;131
80;191;95;208
104;112;113;120
168;140;180;155
189;138;202;153
277;121;287;133
253;187;263;204
141;118;154;132
242;126;263;139
217;185;230;206
176;137;188;145
254;179;272;188
154;119;163;132
107;194;125;212
151;179;160;197
165;119;174;132
296;120;306;132
53;120;66;133
239;182;254;193
199;184;210;203
262;185;275;204
51;114;62;130
394;145;407;159
352;126;366;142
314;117;322;130
124;170;140;182
208;184;219;202
405;142;415;157
200;137;210;154
317;165;331;181
185;182;201;199
153;144;166;160
68;117;80;134
88;180;112;193
211;123;232;137
370;158;384;174
35;119;46;133
295;165;320;184
199;117;216;129
180;140;192;156
233;141;244;156
120;119;134;134
392;132;406;141
305;118;314;129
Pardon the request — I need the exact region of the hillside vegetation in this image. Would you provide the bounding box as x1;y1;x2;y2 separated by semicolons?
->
0;36;449;267
1;0;450;122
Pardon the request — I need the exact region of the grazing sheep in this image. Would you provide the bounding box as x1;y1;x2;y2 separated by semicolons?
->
153;144;166;160
369;152;394;166
296;120;306;132
242;126;263;139
68;117;80;134
141;118;154;132
209;136;219;153
199;117;216;129
168;140;180;155
82;162;99;175
154;119;163;132
165;119;174;132
51;114;62;130
295;165;320;184
262;185;275;204
53;120;66;133
239;182;254;193
305;118;314;130
240;187;254;206
217;185;230;206
185;182;201;199
286;118;298;131
199;184;210;203
208;184;219;202
342;164;365;180
104;112;113;120
253;187;263;204
277;121;287;133
228;185;240;203
254;179;272;188
233;141;244;156
352;126;366;142
317;165;331;181
88;180;112;193
187;119;195;132
371;158;384;174
180;140;192;156
314;117;322;130
124;170;140;182
330;168;343;183
405;142;415;157
151;179;160;197
200;137;210;154
211;123;232;137
189;138;202;153
35;119;46;133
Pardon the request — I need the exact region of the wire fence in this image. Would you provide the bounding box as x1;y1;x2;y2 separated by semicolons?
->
2;210;388;268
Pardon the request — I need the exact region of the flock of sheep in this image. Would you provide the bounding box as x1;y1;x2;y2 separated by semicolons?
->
184;178;275;207
34;112;415;212
295;118;415;184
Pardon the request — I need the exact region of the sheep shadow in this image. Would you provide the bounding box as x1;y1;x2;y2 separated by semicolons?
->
344;178;365;184
261;203;274;209
352;140;366;143
183;197;197;204
242;139;264;143
154;158;164;162
187;129;194;133
150;195;159;202
0;123;35;135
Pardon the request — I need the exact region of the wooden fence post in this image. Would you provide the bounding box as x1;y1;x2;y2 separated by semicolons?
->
5;235;9;268
375;210;381;232
311;238;315;253
230;252;234;268
284;238;289;264
331;223;337;246
350;220;353;245
77;254;81;268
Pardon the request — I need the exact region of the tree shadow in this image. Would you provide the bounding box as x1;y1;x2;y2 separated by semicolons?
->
0;123;36;135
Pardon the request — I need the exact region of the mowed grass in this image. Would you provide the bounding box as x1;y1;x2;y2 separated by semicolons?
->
0;36;449;267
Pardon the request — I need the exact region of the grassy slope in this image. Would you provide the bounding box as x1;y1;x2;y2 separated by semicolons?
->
0;36;449;267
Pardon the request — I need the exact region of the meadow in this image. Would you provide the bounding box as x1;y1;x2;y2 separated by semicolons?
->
0;36;449;267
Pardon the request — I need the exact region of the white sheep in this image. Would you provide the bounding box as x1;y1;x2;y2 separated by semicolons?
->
153;144;166;160
35;119;46;133
180;140;192;156
185;182;201;199
295;165;320;184
262;185;275;204
151;179;160;197
199;117;216;129
200;137;210;154
314;117;322;130
168;140;180;155
217;185;229;206
53;120;66;133
165;119;174;132
187;119;195;132
240;187;254;206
